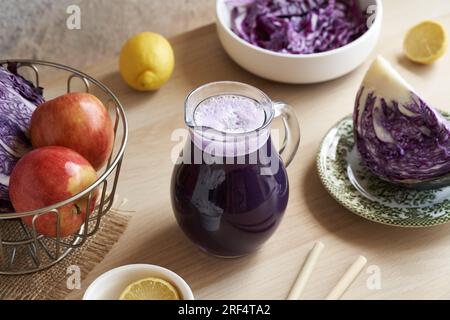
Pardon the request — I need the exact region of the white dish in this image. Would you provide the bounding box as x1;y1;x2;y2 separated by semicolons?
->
83;264;194;300
216;0;383;84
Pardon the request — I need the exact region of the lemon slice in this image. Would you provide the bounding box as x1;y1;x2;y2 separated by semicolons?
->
404;20;448;64
119;277;180;300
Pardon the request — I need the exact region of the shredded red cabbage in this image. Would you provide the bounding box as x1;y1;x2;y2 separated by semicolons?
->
227;0;368;54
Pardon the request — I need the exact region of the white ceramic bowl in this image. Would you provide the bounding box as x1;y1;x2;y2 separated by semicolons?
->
83;264;194;300
216;0;383;84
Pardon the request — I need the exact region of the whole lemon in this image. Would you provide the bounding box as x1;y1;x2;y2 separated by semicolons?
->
119;32;175;91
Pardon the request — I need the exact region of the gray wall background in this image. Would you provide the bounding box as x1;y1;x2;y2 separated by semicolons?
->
0;0;215;68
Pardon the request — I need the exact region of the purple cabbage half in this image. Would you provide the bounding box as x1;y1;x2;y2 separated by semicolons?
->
354;57;450;187
227;0;368;54
0;64;44;201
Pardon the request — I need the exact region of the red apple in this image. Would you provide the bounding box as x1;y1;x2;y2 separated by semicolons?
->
9;146;98;238
30;92;114;170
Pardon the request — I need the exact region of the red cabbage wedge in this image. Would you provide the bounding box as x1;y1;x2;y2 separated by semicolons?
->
354;56;450;188
0;64;44;201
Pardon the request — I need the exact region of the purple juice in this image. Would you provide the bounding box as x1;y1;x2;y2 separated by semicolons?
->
171;95;289;257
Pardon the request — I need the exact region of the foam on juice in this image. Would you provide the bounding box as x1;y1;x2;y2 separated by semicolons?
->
193;95;266;133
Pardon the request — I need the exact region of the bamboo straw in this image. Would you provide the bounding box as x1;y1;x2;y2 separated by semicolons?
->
287;241;325;300
325;255;367;300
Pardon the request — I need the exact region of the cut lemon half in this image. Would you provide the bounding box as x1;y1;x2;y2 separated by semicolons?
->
404;20;448;64
119;277;180;300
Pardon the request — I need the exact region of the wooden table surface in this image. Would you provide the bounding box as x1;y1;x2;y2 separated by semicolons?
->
65;0;450;300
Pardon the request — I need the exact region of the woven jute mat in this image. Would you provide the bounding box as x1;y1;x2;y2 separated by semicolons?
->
0;210;130;300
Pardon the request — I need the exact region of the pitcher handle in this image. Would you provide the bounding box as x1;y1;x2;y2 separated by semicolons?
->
273;101;300;168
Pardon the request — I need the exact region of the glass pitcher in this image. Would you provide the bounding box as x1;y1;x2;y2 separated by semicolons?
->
170;82;300;257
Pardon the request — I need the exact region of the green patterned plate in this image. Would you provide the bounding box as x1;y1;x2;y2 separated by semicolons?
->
317;115;450;228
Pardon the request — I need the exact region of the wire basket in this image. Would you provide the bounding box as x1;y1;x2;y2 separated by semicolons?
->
0;59;128;275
